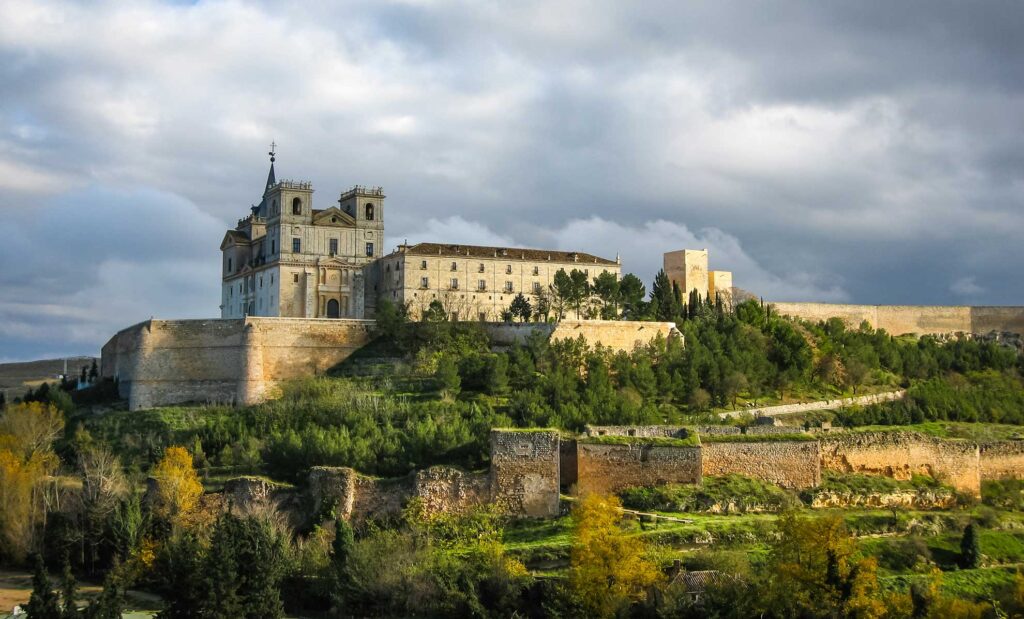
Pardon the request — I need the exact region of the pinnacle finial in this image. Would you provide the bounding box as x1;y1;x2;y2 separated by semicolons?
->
268;141;276;163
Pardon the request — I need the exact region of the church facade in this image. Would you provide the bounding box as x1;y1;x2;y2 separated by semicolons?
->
220;154;620;320
220;154;384;319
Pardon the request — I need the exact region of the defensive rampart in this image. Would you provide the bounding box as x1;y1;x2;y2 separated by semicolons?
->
575;438;702;494
482;319;680;351
819;432;981;496
101;318;376;411
717;391;905;420
701;439;821;489
490;430;561;517
979;441;1024;481
769;302;1024;336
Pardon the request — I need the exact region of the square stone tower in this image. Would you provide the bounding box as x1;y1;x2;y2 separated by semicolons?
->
664;249;709;302
709;270;733;303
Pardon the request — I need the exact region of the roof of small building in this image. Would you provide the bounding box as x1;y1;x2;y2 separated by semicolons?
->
394;242;618;265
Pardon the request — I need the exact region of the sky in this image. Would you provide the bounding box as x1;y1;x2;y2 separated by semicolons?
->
1;0;1022;361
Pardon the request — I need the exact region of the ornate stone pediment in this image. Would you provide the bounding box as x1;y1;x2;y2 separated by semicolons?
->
312;207;356;227
219;229;251;250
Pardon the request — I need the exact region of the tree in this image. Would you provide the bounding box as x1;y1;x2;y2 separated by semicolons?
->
509;293;532;322
650;270;680;321
0;401;65;457
76;446;127;574
568;494;661;618
332;517;355;608
592;272;620;319
959;523;981;569
26;554;61;619
150;446;203;529
723;371;749;409
0;391;5;409
0;419;60;562
534;285;552;322
845;359;871;394
88;360;99;382
435;355;461;398
688;388;712;412
60;555;80;619
617;273;646;319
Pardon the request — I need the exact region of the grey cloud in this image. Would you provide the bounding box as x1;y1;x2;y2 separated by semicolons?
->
1;0;1022;360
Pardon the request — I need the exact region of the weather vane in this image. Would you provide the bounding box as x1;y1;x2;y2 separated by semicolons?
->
269;141;276;163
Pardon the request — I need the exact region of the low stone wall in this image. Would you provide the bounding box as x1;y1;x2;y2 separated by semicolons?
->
980;441;1024;481
584;425;689;438
482;320;680;352
808;489;956;510
819;432;981;496
490;430;561;517
769;302;1024;336
717;391;905;420
576;441;701;494
413;466;490;514
702;440;821;489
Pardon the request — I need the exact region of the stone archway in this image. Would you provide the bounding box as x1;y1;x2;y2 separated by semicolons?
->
327;298;340;318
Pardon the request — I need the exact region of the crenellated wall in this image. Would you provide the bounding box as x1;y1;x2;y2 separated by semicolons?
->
576;440;701;494
769;302;1024;336
701;440;821;489
819;432;981;496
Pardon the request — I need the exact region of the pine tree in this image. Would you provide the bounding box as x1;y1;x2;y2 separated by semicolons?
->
88;360;98;382
509;293;532;322
435;355;461;397
651;270;678;321
332;517;355;608
60;556;80;619
26;554;61;619
959;523;981;568
202;516;243;618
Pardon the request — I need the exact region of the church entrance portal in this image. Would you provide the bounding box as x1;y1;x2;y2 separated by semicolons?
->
327;299;340;318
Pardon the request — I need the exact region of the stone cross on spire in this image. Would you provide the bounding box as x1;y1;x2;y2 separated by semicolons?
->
264;141;277;194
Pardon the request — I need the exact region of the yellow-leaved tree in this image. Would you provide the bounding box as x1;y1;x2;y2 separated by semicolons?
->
151;446;203;528
0;402;63;562
568;493;661;618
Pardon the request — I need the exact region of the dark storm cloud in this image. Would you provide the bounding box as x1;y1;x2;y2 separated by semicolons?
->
0;0;1022;360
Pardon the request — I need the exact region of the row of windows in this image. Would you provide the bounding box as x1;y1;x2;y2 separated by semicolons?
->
418;260;594;277
419;277;542;294
290;238;374;256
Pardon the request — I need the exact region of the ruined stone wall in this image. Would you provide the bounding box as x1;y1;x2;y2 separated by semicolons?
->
770;302;1024;336
490;430;561;517
584;425;689;438
576;441;702;494
980;441;1024;481
483;320;680;352
819;432;981;496
702;440;821;489
560;439;578;488
100;317;375;410
413;466;490;514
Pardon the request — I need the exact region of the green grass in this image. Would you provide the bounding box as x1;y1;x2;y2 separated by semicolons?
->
844;422;1024;441
881;566;1021;601
809;472;950;496
699;432;816;443
620;475;799;513
578;434;700;448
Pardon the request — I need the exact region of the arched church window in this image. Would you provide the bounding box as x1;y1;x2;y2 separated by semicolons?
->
365;203;374;220
292;197;302;215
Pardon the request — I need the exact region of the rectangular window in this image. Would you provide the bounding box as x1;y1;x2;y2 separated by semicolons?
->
271;240;275;254
505;281;513;292
478;263;485;272
227;258;233;272
329;239;338;255
479;312;487;321
506;265;512;274
420;277;429;288
293;273;299;283
421;260;427;269
533;282;541;294
532;266;539;276
450;278;459;290
292;238;301;253
478;279;486;291
365;242;374;256
451;261;458;271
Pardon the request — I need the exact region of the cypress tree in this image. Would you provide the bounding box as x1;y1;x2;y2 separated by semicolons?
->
26;554;61;619
60;556;80;619
959;523;981;568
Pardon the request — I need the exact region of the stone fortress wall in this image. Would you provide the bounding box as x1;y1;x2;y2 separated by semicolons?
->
770;302;1024;337
101;317;375;411
102;318;680;411
302;427;1024;521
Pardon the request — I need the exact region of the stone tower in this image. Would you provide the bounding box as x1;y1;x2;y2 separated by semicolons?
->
664;249;709;302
